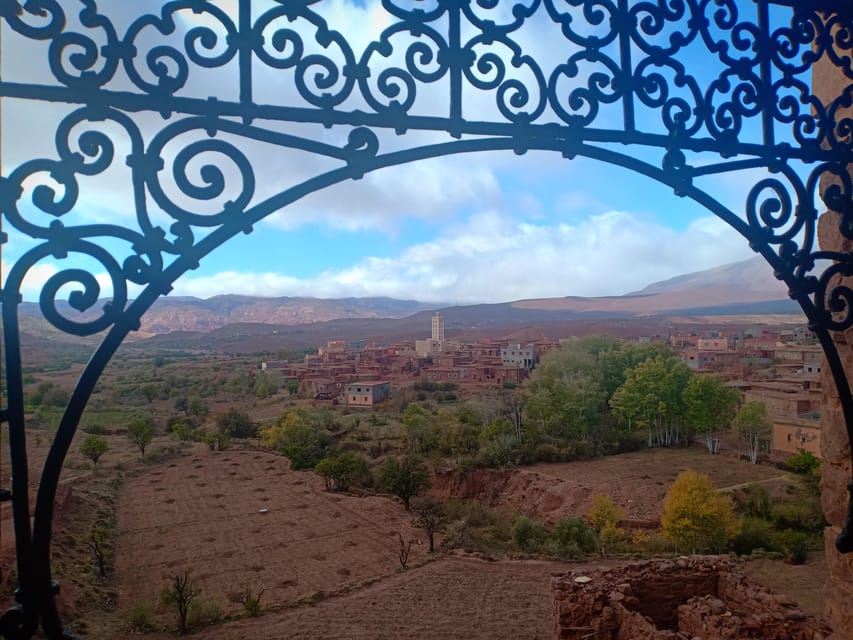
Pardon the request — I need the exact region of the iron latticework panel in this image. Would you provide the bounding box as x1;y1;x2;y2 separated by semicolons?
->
1;0;852;637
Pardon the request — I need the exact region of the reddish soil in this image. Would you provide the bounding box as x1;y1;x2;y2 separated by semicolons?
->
113;449;429;626
432;447;791;523
199;555;572;640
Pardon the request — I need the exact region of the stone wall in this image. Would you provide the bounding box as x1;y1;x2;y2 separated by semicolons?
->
814;37;853;636
551;557;830;640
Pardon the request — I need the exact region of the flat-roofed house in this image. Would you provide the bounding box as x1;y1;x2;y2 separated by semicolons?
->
345;381;391;406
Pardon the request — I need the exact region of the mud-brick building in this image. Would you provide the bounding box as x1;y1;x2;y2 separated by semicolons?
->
344;380;391;406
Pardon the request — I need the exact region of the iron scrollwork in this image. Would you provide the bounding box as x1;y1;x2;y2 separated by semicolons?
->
1;0;853;636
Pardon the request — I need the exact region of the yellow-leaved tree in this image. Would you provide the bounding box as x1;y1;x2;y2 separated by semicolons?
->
661;470;739;554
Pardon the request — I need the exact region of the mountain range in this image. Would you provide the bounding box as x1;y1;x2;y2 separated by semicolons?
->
16;256;801;354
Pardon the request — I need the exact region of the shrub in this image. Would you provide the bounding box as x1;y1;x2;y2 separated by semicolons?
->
186;597;223;629
241;587;265;617
737;484;772;520
629;529;671;554
550;517;598;559
784;449;821;476
82;423;107;435
731;517;777;556
124;601;155;633
770;501;824;532
776;529;809;565
511;515;548;552
533;443;562;463
315;452;370;492
216;409;257;439
586;495;624;533
260;409;330;469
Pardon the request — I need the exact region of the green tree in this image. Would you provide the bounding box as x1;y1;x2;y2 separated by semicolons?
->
127;415;154;457
253;371;281;399
661;470;739;553
413;498;448;552
80;435;108;466
187;397;209;419
524;342;604;442
216;408;256;439
260;408;329;469
314;452;368;492
684;374;740;455
478;416;520;467
140;383;159;403
401;402;437;454
733;401;773;464
377;455;430;510
609;355;690;447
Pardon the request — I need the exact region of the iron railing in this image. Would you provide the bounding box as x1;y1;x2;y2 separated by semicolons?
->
1;0;852;636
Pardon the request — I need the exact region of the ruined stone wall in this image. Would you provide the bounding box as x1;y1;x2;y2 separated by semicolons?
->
814;47;853;637
552;557;830;640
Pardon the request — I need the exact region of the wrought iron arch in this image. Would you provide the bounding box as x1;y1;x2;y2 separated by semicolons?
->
1;0;853;636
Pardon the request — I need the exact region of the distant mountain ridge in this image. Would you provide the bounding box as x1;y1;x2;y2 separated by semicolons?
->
16;256;794;341
18;295;439;335
629;256;786;295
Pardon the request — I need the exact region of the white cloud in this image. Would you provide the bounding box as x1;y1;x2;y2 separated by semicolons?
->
170;209;757;303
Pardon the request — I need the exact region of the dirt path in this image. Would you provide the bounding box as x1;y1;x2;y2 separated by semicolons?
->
717;474;793;493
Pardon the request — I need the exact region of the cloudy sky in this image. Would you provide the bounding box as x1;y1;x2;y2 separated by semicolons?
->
2;0;814;305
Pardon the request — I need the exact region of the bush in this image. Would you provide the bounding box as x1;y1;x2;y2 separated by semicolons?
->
186;597;223;629
586;495;624;533
511;515;548;552
770;501;824;532
736;485;772;520
629;530;671;554
776;529;809;564
550;517;598;559
82;423;107;435
240;587;265;617
124;601;155;633
731;517;777;556
533;443;562;463
784;449;821;476
315;452;370;492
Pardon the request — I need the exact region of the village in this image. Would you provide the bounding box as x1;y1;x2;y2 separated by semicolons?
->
260;312;823;460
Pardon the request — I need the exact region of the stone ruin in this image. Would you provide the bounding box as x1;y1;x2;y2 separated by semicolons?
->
551;556;831;640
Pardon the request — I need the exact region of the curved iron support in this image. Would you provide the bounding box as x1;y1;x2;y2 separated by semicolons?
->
0;0;852;637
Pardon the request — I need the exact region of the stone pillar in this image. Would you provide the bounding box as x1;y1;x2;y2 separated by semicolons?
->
814;44;853;634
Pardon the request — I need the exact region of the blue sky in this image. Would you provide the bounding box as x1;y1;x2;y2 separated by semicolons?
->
1;0;819;304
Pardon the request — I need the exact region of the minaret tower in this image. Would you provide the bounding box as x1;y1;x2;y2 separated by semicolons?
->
431;311;445;342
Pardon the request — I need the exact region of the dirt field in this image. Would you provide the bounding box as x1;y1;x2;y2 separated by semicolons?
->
521;446;793;520
93;445;830;639
112;448;430;628
430;447;794;524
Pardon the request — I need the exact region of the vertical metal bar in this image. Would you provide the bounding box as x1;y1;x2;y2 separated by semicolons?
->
618;0;635;133
448;0;461;122
1;304;35;637
239;0;253;122
757;0;775;148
